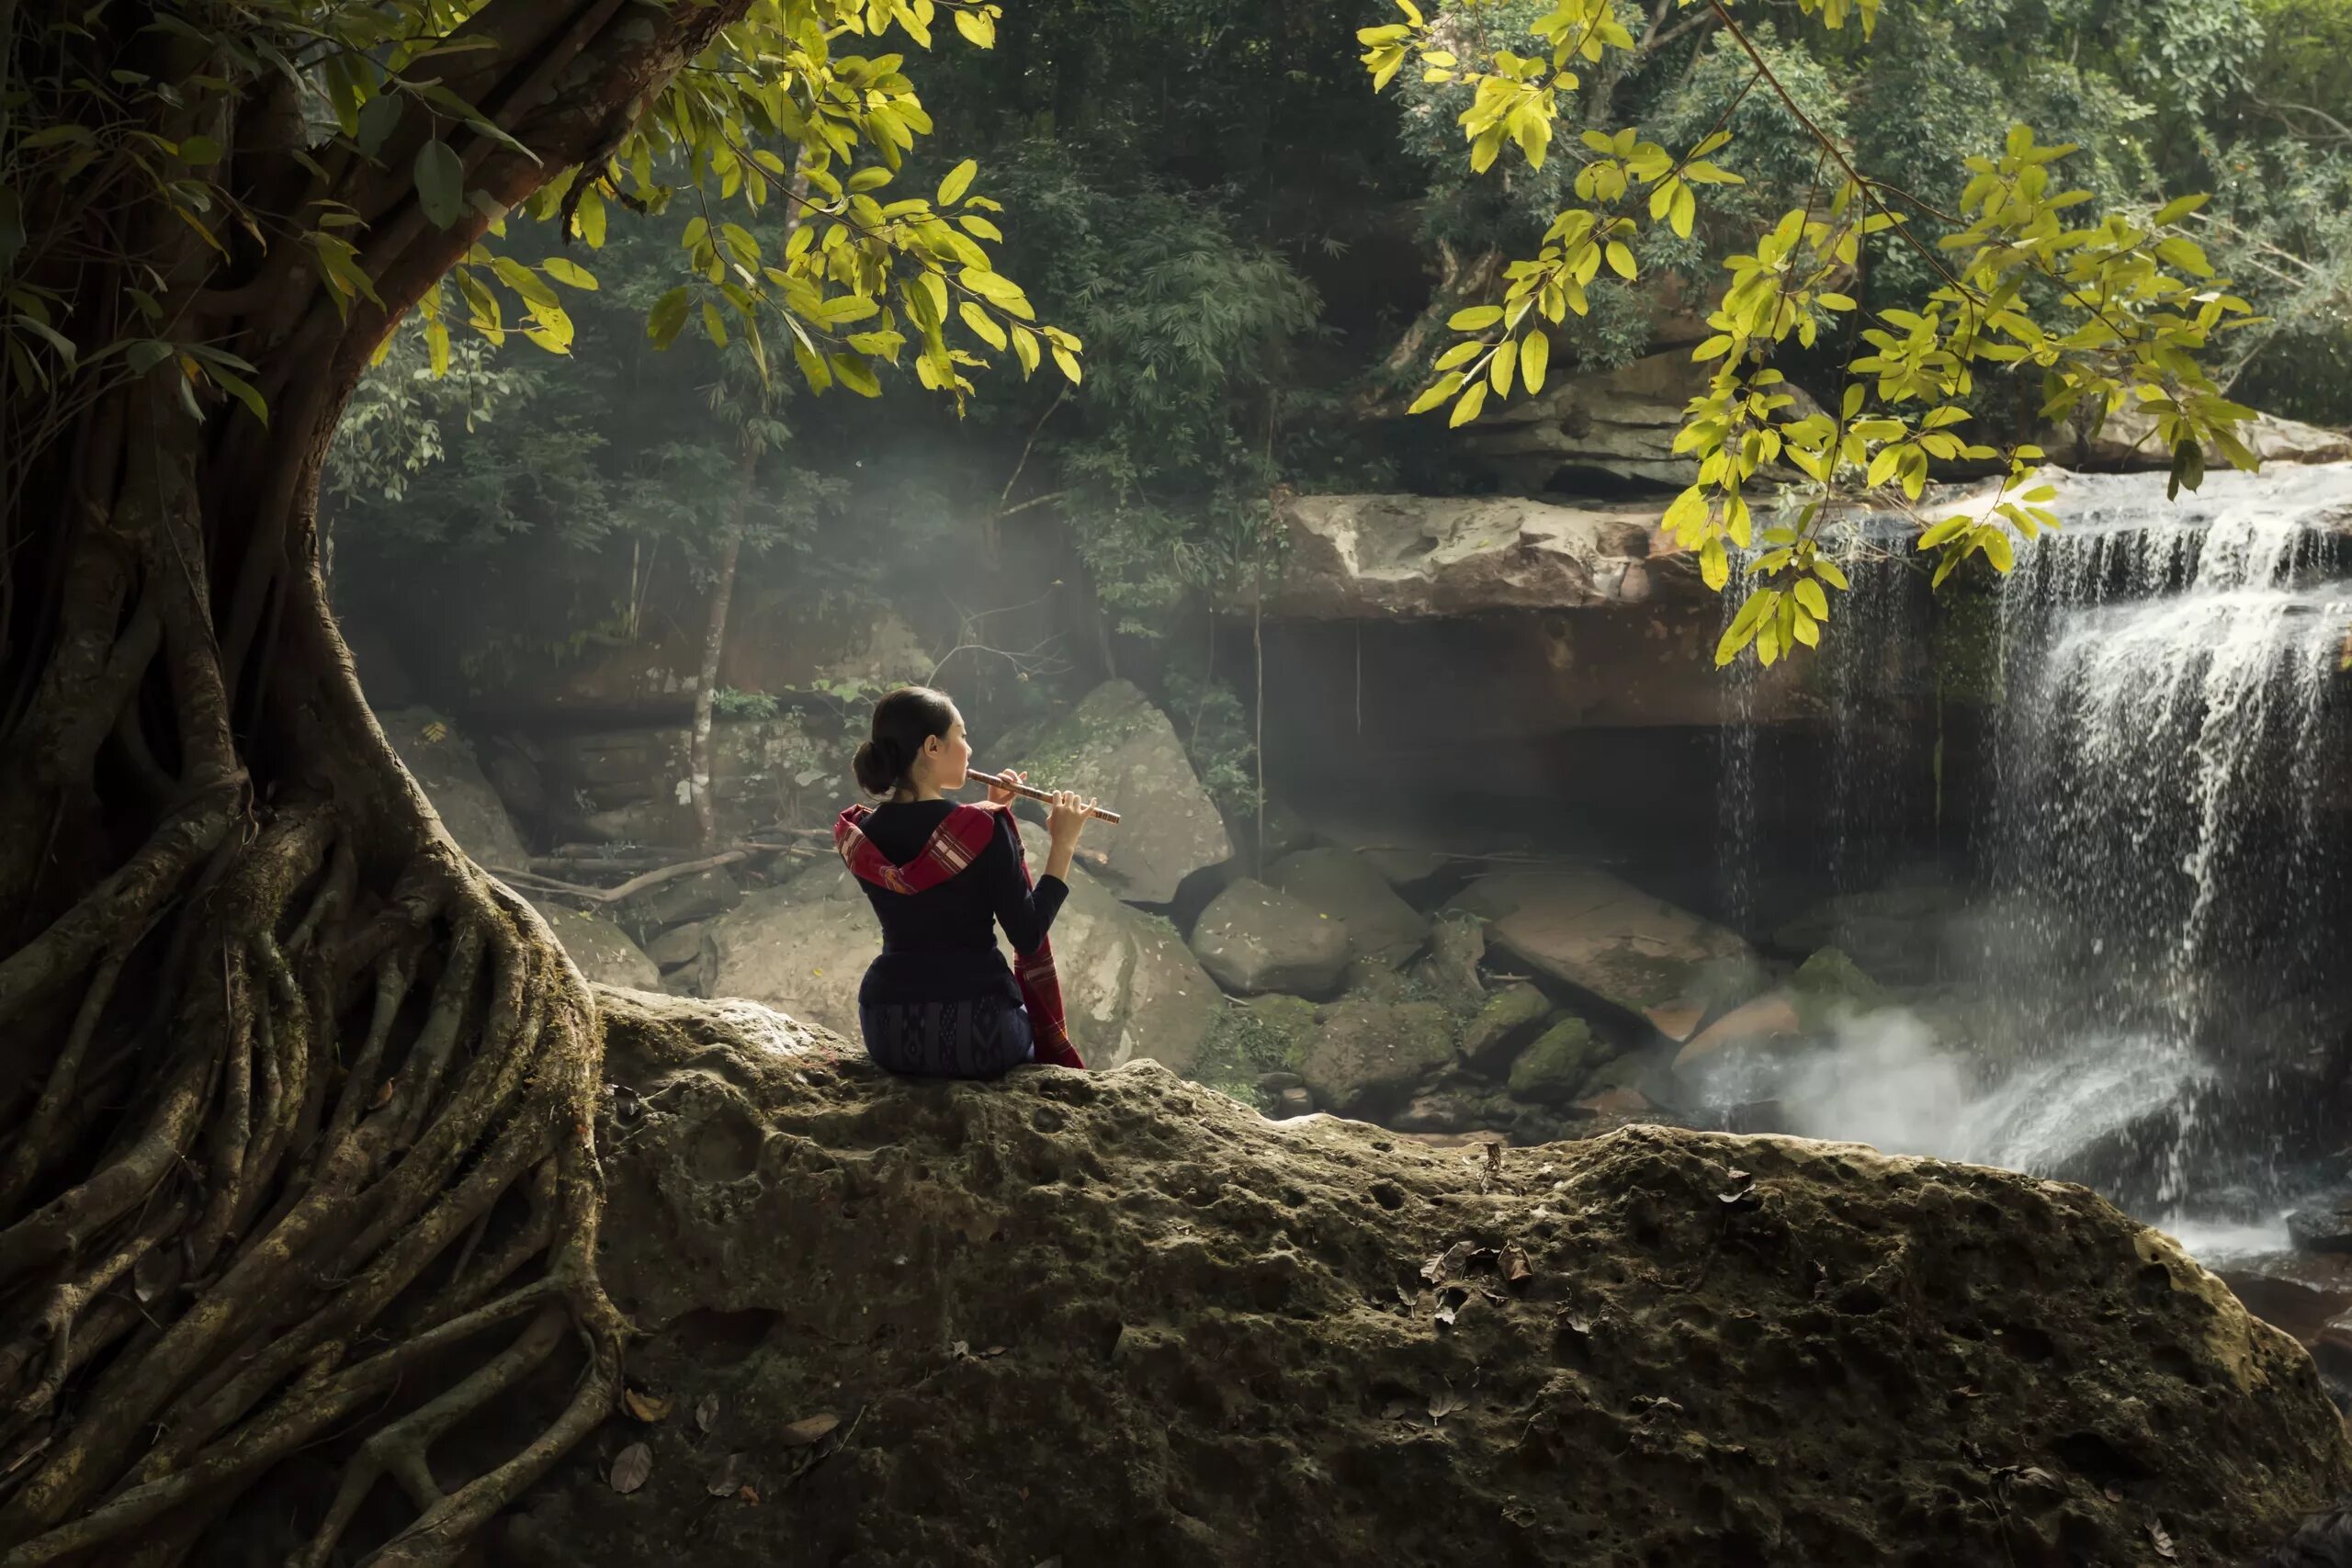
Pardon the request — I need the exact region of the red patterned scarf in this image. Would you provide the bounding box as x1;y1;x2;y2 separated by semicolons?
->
833;802;1085;1069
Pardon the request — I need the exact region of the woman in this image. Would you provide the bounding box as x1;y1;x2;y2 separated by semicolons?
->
832;685;1097;1077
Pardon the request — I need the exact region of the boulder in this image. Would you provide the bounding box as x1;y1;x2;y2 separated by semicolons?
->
2292;1202;2352;1257
1790;946;1889;1031
1012;681;1234;902
1190;995;1322;1105
619;866;742;937
646;921;713;971
1453;867;1758;1040
705;850;1216;1075
380;707;533;870
1269;493;1676;619
2215;1252;2352;1345
503;989;2352;1568
1673;990;1804;1092
1295;997;1456;1118
1412;911;1487;1011
529;902;661;991
1188;878;1351;998
1458;982;1553;1074
2046;403;2352;470
1509;1017;1611;1105
1268;848;1431;969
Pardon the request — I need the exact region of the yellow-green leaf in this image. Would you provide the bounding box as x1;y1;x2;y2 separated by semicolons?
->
1448;381;1488;428
938;158;978;206
1520;330;1549;395
958;300;1007;350
1488;338;1517;397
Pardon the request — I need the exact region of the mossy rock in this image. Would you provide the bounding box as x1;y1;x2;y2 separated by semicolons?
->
1792;946;1889;1032
1509;1017;1613;1105
1459;982;1552;1074
1193;995;1321;1108
1295;997;1456;1118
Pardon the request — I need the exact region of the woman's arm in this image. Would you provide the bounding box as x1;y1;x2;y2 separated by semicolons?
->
986;814;1069;953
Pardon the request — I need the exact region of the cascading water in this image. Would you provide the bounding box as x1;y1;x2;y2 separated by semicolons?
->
1983;465;2352;1216
1708;463;2352;1245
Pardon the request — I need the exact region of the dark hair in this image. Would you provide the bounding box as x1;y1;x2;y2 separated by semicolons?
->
853;685;957;795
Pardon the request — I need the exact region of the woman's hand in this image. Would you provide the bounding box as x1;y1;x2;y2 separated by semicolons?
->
985;768;1025;807
1044;789;1094;879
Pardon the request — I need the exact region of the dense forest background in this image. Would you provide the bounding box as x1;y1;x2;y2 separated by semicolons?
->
325;0;2352;820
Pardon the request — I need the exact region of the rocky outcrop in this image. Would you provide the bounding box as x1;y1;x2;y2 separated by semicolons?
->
1266;848;1431;968
1450;347;1818;492
2047;403;2352;470
381;707;533;869
498;988;2352;1568
1012;681;1234;902
1269;493;1678;619
1453;867;1759;1041
704;855;1217;1075
1189;878;1351;998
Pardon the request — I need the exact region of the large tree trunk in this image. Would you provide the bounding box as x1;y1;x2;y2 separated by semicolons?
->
0;2;750;1562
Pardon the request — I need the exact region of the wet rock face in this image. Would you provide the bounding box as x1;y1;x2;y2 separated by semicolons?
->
500;990;2352;1568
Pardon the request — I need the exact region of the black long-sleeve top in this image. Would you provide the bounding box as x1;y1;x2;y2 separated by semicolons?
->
853;801;1070;1006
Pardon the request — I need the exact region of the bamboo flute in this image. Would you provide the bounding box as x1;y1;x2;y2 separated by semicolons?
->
967;768;1123;824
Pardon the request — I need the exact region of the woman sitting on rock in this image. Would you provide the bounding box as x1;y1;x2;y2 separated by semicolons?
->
834;685;1095;1077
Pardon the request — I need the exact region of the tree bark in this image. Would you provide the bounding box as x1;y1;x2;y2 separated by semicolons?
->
689;441;758;848
0;1;753;1562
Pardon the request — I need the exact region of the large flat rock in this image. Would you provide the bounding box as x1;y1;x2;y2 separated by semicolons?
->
497;988;2352;1568
1454;867;1758;1041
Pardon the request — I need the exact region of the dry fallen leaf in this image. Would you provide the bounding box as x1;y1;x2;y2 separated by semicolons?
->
1428;1383;1467;1421
2149;1523;2176;1561
370;1078;395;1109
736;1483;760;1505
706;1452;742;1497
1421;1241;1475;1285
132;1249;171;1304
1499;1242;1532;1284
695;1393;719;1433
778;1413;840;1448
624;1388;673;1423
610;1442;652;1495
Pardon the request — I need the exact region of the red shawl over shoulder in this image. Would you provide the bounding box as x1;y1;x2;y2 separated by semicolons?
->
832;801;1085;1070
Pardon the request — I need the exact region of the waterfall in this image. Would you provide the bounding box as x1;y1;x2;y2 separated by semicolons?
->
1702;463;2352;1235
1979;466;2352;1211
